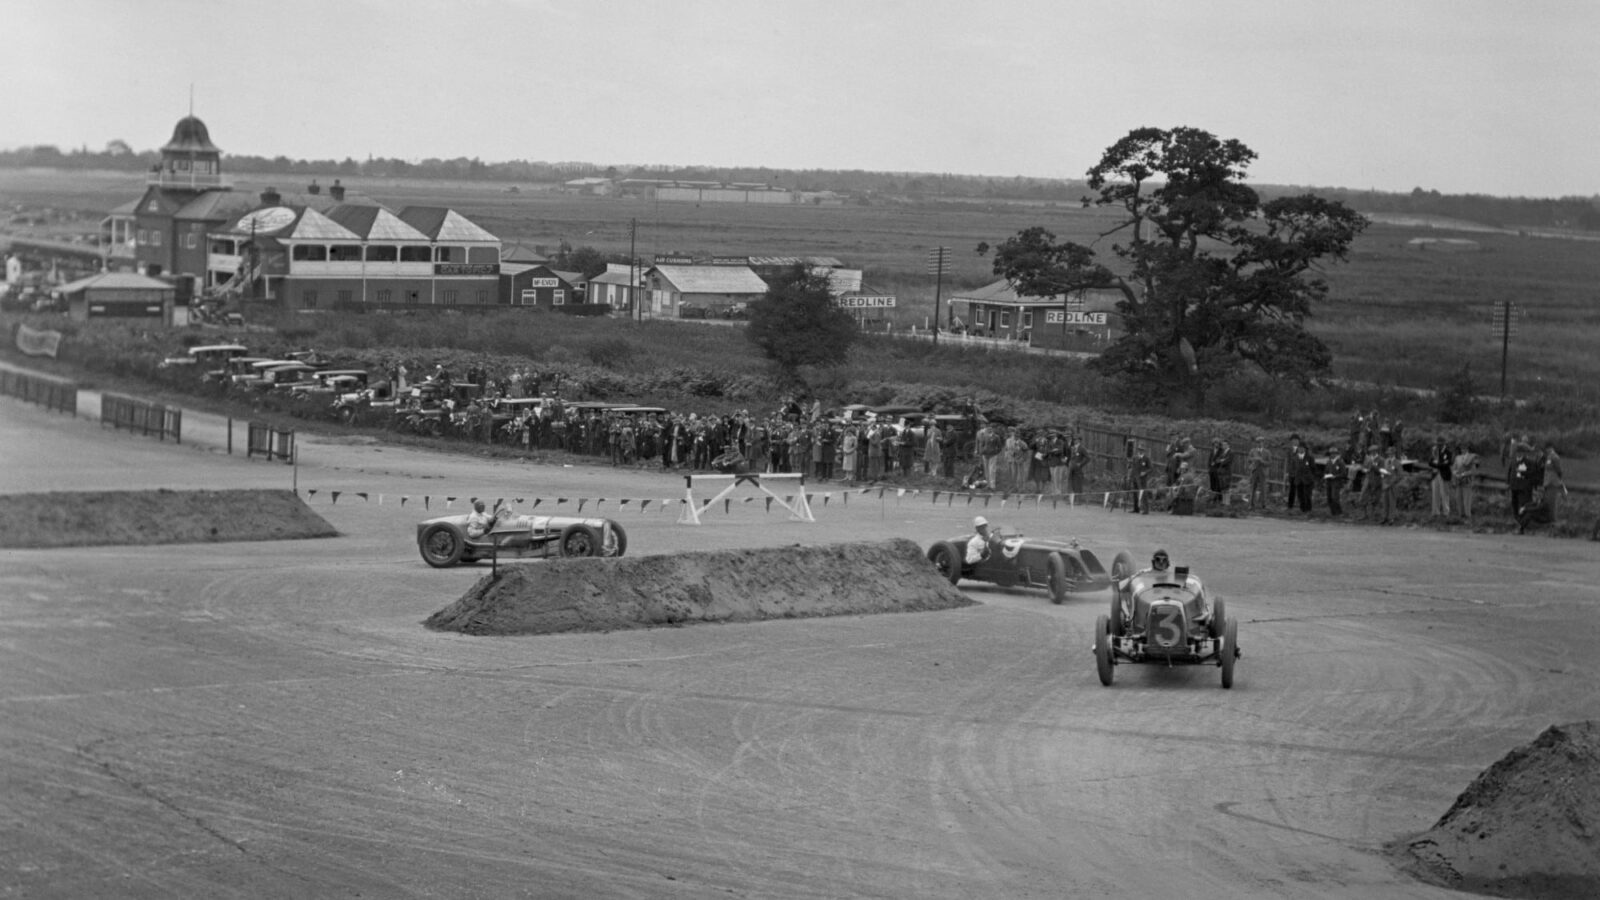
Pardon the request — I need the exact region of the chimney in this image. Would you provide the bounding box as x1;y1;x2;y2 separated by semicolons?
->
307;179;321;195
330;179;345;202
260;186;281;206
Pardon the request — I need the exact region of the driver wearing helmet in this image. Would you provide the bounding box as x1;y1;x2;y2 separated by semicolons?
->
465;500;494;539
965;516;994;565
1119;548;1210;620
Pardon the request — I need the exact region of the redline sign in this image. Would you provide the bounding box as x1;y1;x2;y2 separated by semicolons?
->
1046;310;1108;325
833;295;897;309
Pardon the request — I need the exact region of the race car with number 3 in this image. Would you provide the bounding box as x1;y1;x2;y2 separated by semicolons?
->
416;510;626;568
1093;552;1239;688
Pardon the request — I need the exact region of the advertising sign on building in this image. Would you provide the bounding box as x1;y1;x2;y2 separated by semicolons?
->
1045;310;1107;325
529;278;560;288
654;255;694;265
833;294;897;309
710;256;749;266
435;263;499;276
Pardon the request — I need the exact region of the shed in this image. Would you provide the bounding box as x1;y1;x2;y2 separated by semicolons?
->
56;271;176;324
644;265;769;318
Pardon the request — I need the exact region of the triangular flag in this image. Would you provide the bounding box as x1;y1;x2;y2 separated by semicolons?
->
877;488;886;499
308;489;318;497
357;492;368;501
557;498;568;505
516;498;526;504
896;488;906;498
620;499;632;507
984;495;992;507
533;498;543;508
331;491;341;504
765;497;773;512
401;496;409;507
723;499;730;514
640;499;652;512
424;496;430;510
577;499;587;512
931;491;940;503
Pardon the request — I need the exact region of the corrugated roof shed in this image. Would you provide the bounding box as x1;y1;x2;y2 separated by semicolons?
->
953;279;1121;311
651;265;769;294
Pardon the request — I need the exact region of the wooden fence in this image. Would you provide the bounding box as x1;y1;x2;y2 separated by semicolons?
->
101;393;182;442
0;368;77;415
247;422;296;463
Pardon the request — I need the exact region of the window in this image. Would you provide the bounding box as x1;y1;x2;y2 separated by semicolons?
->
434;246;461;263
1022;311;1033;328
366;245;398;262
337;290;352;305
406;290;420;304
442;290;458;304
375;289;392;304
553;290;566;306
302;290;318;309
292;245;328;261
400;246;430;262
520;289;537;305
137;229;146;245
329;244;361;261
476;290;488;304
184;232;197;249
151;230;162;246
1000;311;1010;327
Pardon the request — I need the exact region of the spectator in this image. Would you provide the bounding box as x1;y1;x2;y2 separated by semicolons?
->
841;426;859;482
1246;436;1270;509
923;421;943;480
1323;444;1350;516
1506;443;1542;527
1379;446;1403;525
1358;449;1385;522
976;423;1004;489
1042;430;1067;495
1066;436;1090;499
1427;434;1455;517
1542;442;1567;523
1452;444;1480;522
1002;427;1031;492
1128;444;1154;514
1208;438;1235;502
1285;434;1315;513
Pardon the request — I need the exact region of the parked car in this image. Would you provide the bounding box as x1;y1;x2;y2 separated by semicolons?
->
416;510;628;568
1093;556;1239;688
159;343;249;369
925;525;1121;605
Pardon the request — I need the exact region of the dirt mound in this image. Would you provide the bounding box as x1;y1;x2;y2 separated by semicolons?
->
1400;722;1600;899
425;538;976;635
0;489;337;548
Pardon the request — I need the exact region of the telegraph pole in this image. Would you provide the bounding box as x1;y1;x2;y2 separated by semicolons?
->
927;246;950;346
629;218;639;322
1492;300;1520;398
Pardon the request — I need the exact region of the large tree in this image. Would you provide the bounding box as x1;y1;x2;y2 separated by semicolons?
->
746;264;857;384
986;126;1367;407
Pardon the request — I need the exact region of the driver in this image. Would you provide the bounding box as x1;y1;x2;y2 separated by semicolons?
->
465;500;493;539
965;516;994;565
1119;548;1211;620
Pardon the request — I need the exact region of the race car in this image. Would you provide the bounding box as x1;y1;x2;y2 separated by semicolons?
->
416;510;627;568
1093;557;1239;688
925;524;1125;604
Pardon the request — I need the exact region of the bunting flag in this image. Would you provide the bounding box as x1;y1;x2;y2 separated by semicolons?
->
723;499;730;514
557;498;568;505
401;496;409;507
841;492;847;506
931;491;940;504
640;499;652;512
966;493;973;505
357;492;368;501
424;496;430;510
331;491;342;504
765;497;773;512
308;489;318;498
984;494;992;507
877;488;886;499
533;498;543;508
947;493;954;506
516;498;526;504
896;488;906;499
577;499;587;512
620;499;632;508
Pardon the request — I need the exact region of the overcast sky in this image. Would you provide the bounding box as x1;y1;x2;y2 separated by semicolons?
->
6;0;1596;198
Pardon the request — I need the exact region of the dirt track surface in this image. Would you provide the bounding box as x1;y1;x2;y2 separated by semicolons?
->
5;395;1600;899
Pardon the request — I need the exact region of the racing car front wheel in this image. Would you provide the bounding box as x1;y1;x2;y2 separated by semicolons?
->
1220;617;1239;689
1209;596;1226;639
560;523;602;557
1094;614;1115;686
1047;553;1069;605
926;542;963;585
419;523;466;568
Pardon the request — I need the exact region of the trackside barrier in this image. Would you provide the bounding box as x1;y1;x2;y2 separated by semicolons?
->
101;393;181;442
247;422;296;463
0;368;77;415
678;472;814;524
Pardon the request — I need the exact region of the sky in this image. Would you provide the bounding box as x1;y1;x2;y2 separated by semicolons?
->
5;0;1598;198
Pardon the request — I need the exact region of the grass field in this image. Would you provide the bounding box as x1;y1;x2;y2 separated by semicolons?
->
4;167;1598;449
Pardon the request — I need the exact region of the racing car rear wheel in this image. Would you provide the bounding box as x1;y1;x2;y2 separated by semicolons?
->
419;523;466;568
1094;614;1114;686
1208;596;1226;639
1220;617;1238;689
559;523;602;557
926;542;963;585
1047;553;1069;605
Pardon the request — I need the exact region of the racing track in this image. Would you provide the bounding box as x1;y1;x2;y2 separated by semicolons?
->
3;395;1598;899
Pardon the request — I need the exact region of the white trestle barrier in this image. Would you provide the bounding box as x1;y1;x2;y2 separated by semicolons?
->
676;472;815;525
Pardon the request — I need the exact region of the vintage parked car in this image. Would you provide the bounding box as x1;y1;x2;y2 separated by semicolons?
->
416;509;627;568
1092;556;1240;688
925;525;1123;604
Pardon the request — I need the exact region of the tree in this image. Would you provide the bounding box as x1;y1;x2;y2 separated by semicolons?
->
746;264;857;384
986;126;1367;408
